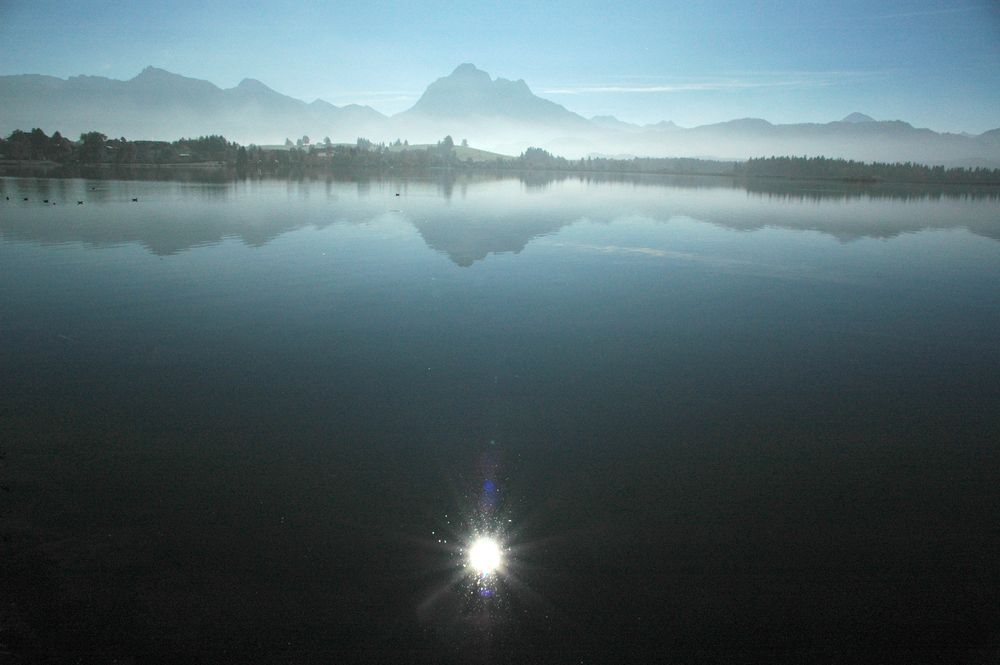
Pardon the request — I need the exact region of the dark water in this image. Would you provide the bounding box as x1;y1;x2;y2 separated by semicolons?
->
2;174;999;663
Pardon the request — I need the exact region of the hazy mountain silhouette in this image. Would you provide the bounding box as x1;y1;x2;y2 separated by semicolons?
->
644;120;683;132
0;66;387;144
589;115;645;133
978;128;1000;145
611;115;1000;166
388;63;591;149
841;112;877;123
2;64;999;165
401;64;586;125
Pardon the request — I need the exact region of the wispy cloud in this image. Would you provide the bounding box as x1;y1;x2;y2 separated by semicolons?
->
542;71;880;95
311;90;418;106
544;80;807;94
345;95;418;106
865;4;993;20
341;90;417;98
303;90;420;108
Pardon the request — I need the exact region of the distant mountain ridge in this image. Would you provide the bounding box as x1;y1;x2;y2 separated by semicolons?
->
0;66;387;144
1;64;998;165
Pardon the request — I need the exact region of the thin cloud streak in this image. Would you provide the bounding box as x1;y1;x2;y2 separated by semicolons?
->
341;95;417;105
310;90;418;108
542;71;883;95
340;90;417;98
311;90;417;99
544;81;812;94
865;5;993;20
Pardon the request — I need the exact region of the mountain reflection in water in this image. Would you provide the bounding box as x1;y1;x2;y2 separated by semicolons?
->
2;174;998;263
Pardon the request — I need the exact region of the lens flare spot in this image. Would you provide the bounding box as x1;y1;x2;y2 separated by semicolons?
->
468;537;502;576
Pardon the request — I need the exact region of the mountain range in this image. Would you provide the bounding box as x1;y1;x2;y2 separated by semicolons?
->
2;64;999;166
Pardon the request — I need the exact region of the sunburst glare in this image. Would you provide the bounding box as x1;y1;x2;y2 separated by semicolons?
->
468;536;503;576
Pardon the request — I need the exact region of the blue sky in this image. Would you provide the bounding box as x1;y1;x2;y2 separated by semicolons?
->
1;0;998;132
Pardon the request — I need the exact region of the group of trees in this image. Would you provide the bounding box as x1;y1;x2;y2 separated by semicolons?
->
509;147;737;176
284;136;335;148
4;128;1000;185
293;135;463;169
0;128;244;165
1;128;74;161
291;142;735;175
0;128;472;171
736;156;1000;185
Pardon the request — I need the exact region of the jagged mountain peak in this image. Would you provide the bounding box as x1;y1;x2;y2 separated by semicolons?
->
450;63;492;81
401;63;585;124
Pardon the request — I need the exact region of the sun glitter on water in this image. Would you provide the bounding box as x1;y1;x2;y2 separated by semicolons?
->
468;537;503;576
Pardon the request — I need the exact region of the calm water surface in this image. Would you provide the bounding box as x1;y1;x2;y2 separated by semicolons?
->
2;175;999;663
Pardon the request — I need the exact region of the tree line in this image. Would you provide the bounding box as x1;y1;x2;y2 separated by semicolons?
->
735;156;1000;185
3;128;999;184
0;128;243;165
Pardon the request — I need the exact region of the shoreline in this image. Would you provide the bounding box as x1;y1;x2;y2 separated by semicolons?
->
3;160;1000;188
0;160;1000;192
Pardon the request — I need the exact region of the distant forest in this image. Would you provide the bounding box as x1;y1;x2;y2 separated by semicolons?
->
3;128;1000;185
735;156;1000;185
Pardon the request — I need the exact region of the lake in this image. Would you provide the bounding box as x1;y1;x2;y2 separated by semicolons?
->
2;173;999;663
